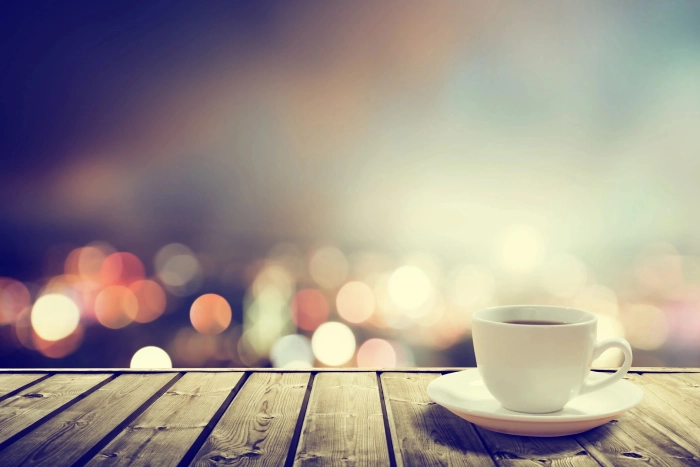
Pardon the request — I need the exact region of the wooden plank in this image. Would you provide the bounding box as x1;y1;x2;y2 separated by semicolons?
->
0;374;47;397
575;410;699;466
85;372;244;467
0;373;110;444
655;373;700;420
606;373;700;458
0;373;176;467
0;367;694;373
293;372;389;466
473;428;599;467
380;372;494;466
190;372;309;466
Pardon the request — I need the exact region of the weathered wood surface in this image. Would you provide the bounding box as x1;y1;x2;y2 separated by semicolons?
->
571;372;700;466
380;372;494;466
190;372;309;466
293;372;390;466
0;374;47;399
474;428;599;466
576;411;699;466
0;373;175;467
0;373;110;445
0;369;697;466
87;372;244;467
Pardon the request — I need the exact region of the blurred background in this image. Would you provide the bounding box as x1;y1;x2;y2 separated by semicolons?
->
1;1;700;369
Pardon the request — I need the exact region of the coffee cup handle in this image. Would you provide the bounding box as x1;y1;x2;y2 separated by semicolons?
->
579;338;633;396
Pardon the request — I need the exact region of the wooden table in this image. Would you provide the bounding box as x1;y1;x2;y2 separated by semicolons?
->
0;368;697;466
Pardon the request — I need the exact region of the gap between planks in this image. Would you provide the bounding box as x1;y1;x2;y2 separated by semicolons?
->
283;372;316;467
0;373;52;404
0;370;697;467
0;373;119;454
71;372;185;466
175;372;250;467
376;373;398;467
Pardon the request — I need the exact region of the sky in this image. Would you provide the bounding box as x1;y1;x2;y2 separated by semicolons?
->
2;1;700;264
2;1;700;368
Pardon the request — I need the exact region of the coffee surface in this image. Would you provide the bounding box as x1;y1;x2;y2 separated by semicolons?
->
503;320;569;325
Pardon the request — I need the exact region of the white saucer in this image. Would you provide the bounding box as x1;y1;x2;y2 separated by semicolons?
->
427;369;644;437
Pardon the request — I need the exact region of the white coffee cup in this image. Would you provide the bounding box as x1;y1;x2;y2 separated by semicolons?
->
472;305;632;413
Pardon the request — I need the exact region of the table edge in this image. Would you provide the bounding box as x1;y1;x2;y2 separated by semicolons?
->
0;367;697;373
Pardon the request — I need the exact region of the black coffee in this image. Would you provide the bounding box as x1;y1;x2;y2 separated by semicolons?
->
503;320;569;325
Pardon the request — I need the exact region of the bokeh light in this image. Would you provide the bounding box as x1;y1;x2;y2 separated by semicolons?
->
372;273;408;329
387;266;434;314
415;291;446;328
42;274;81;296
403;252;443;289
129;280;167;323
357;338;397;367
665;300;700;348
14;307;36;350
251;263;295;300
130;346;172;368
100;252;145;286
33;325;84;359
311;321;356;366
496;224;546;273
65;243;116;282
3;237;686;368
336;281;375;323
0;278;30;324
309;246;349;289
238;329;267;367
31;294;81;341
80;243;116;277
623;304;669;350
155;243;203;296
190;293;232;335
95;285;138;329
243;286;293;358
291;288;329;331
270;334;314;368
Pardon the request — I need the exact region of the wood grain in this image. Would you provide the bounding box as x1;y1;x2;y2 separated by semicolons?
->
474;429;599;466
0;373;110;444
574;372;700;465
85;372;244;467
615;373;700;458
576;410;699;466
0;373;46;398
0;373;175;467
190;372;309;466
655;373;700;423
380;372;495;467
0;369;698;467
293;372;389;466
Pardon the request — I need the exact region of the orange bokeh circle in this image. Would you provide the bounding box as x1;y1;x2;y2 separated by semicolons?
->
190;294;232;335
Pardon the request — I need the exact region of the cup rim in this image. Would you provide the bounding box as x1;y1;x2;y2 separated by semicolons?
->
472;305;596;327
